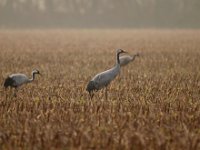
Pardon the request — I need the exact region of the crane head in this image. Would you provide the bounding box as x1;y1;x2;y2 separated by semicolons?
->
33;69;41;75
117;49;127;54
135;53;140;57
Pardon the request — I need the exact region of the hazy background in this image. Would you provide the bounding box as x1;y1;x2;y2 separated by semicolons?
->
0;0;200;29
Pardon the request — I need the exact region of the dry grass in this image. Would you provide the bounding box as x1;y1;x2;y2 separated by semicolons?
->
0;29;200;150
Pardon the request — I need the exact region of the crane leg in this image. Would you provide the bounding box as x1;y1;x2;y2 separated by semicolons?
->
105;87;108;101
4;88;8;100
119;72;121;82
89;92;94;100
13;88;18;97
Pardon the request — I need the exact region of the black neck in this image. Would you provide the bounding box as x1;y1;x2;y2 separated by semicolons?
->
117;52;120;64
29;72;37;82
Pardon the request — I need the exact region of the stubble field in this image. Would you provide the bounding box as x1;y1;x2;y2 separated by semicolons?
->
0;30;200;150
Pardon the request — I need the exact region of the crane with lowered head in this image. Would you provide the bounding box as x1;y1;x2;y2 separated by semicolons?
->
119;53;139;67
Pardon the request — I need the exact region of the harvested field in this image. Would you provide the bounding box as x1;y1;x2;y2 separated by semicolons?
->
0;29;200;149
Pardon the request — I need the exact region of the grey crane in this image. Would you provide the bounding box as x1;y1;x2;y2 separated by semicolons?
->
119;53;139;67
86;49;126;100
4;69;41;96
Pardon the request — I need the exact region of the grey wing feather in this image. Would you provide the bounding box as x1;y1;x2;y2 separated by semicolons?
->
87;65;120;92
92;71;113;90
9;74;29;86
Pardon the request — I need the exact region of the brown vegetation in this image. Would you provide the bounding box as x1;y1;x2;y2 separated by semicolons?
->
0;30;200;149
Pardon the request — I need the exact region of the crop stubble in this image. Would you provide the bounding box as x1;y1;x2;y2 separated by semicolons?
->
0;30;200;149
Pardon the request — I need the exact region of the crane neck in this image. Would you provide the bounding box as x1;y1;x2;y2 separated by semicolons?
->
131;55;136;61
133;54;138;60
132;54;139;61
116;52;121;65
28;71;36;82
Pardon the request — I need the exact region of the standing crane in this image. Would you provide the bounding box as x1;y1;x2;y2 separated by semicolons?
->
86;49;127;100
4;69;41;97
119;53;139;67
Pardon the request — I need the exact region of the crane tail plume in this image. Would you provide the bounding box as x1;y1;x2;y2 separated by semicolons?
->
86;81;96;99
4;77;14;89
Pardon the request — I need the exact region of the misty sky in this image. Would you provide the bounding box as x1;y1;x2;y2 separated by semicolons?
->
0;0;200;28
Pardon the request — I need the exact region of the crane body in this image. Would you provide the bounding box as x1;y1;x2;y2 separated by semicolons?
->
119;53;139;67
4;69;40;96
86;49;126;99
